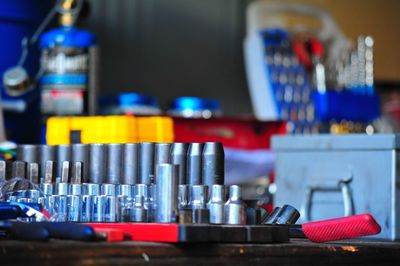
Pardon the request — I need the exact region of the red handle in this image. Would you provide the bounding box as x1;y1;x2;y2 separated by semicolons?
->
302;214;381;243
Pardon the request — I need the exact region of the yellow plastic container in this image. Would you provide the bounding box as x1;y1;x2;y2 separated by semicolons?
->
136;116;174;143
46;115;174;144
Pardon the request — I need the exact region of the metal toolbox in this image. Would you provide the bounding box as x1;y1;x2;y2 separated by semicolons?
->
272;134;400;240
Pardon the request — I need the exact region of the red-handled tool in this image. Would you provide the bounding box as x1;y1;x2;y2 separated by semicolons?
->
264;205;381;243
289;214;381;243
300;213;381;243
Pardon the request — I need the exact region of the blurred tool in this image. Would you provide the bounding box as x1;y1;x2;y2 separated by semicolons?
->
244;2;380;134
168;96;221;119
100;93;161;115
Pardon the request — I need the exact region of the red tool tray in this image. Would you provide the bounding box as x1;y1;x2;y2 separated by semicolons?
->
173;117;286;150
88;223;290;243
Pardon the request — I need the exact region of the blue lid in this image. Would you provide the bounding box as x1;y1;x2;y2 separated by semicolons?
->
40;26;96;48
40;73;87;85
101;93;159;108
170;96;220;111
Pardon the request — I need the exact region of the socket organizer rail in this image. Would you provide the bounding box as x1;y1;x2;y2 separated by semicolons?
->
0;143;382;243
0;142;243;224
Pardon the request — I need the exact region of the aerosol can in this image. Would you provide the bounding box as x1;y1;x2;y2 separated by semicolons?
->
39;0;98;116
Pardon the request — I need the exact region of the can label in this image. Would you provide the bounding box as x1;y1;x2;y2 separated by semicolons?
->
40;47;90;115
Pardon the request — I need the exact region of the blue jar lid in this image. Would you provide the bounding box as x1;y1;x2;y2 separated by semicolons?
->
101;93;159;108
170;96;220;112
40;26;96;48
40;74;87;85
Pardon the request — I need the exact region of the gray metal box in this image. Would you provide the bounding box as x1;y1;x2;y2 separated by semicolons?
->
272;134;400;240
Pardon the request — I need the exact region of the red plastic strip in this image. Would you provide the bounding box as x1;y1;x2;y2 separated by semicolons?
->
302;213;381;243
93;228;126;242
88;223;179;243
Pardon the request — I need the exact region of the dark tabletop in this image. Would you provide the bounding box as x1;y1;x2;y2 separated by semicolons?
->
0;239;399;266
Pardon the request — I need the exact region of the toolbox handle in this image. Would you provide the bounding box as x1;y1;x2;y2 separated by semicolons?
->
301;177;355;222
302;213;381;242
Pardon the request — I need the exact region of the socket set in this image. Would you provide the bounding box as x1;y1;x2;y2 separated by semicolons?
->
0;142;252;225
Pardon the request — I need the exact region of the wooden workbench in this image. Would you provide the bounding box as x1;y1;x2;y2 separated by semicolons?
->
0;239;399;265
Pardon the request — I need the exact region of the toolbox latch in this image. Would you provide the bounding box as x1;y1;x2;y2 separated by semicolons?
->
300;177;355;222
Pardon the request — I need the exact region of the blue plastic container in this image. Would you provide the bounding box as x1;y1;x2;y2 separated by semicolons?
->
313;90;380;123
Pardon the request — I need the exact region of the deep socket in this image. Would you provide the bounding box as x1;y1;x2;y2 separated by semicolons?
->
106;144;122;184
155;164;178;223
154;143;171;182
56;145;71;178
138;142;154;184
122;143;139;185
72;144;89;183
171;143;188;184
89;144;106;184
202;142;225;187
224;185;246;225
16;144;38;164
207;184;225;224
187;143;203;185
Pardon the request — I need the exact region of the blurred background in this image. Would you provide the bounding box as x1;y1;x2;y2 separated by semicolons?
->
78;0;400;115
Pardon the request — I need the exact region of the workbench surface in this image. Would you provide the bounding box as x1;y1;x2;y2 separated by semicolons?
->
0;239;399;265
